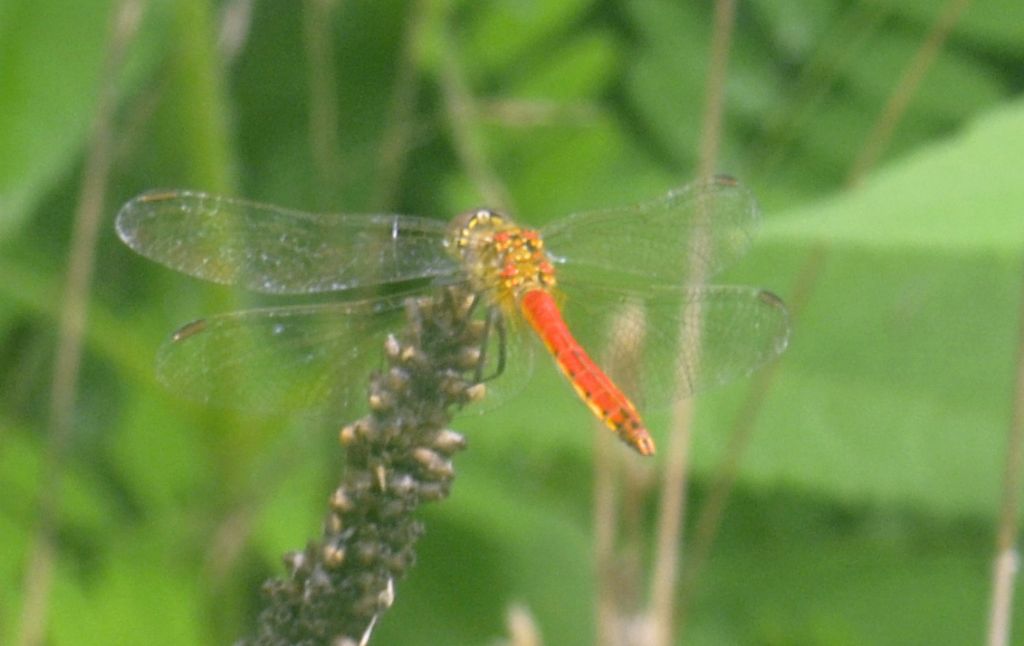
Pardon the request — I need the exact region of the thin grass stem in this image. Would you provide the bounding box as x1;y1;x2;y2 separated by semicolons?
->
985;262;1024;646
649;2;736;644
15;3;144;644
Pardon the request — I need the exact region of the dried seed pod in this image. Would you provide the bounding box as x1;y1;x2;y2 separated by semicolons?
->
322;540;346;568
283;550;307;576
418;482;448;502
387;473;417;495
324;512;344;535
339;424;358;446
430;429;467;454
329;487;355;513
400;344;428;365
457;346;482;369
355;541;380;565
383;334;401;359
439;373;469;398
465;383;487;402
373;464;388;492
368;389;394;412
412;447;454;479
385;366;411;391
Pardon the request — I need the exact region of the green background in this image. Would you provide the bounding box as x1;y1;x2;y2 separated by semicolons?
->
2;0;1023;643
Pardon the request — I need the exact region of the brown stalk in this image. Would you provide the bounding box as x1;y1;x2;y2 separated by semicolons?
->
754;2;886;181
205;0;340;583
986;261;1024;645
847;0;973;186
595;302;655;645
15;3;145;645
593;419;621;646
479;99;602;128
647;2;736;645
437;12;515;213
217;0;255;63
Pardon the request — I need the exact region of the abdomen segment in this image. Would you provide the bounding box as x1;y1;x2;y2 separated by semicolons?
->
520;289;655;456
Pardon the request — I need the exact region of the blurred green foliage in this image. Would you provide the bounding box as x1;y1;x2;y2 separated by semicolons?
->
2;0;1023;644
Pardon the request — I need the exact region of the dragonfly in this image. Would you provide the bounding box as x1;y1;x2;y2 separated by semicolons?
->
116;176;789;456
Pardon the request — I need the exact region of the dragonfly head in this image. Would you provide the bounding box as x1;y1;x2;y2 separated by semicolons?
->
444;208;511;261
445;208;557;308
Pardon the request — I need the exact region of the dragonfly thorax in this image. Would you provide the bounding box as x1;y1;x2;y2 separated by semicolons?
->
445;209;557;310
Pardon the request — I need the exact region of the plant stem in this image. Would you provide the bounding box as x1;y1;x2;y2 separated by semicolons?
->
239;286;485;645
986;263;1024;646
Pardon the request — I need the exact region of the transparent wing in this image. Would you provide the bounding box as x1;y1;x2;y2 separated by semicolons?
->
542;175;760;288
154;291;536;420
155;296;412;418
116;190;457;294
555;280;790;411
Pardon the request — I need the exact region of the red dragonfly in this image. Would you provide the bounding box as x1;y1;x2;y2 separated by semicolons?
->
116;176;788;455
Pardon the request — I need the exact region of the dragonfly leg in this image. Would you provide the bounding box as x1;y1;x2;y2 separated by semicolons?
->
438;290;506;385
462;291;484;319
449;292;495;382
472;305;507;384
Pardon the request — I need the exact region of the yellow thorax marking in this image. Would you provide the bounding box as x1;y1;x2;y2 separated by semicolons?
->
445;209;557;309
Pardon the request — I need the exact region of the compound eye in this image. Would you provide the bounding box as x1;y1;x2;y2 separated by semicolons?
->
446;210;483;247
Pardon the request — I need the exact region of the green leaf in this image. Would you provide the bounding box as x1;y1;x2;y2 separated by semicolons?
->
689;490;993;644
506;28;622;100
0;0;113;236
50;531;204;645
761;99;1024;254
692;102;1024;517
153;0;236;192
106;391;212;513
460;0;597;76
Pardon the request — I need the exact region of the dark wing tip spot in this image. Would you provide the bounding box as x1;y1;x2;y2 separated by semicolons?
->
115;191;185;247
757;289;786;309
171;318;208;342
137;190;182;204
757;289;791;353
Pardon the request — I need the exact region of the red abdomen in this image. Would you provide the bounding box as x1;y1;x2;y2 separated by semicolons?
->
519;289;655;456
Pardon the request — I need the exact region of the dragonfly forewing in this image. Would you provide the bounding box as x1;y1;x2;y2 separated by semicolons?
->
542;175;760;289
116;191;457;294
